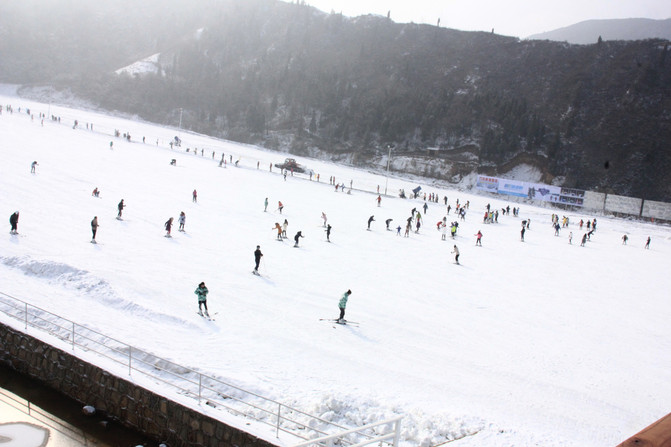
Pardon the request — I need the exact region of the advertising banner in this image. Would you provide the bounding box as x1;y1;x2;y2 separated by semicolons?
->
498;179;528;198
475;174;586;207
558;187;585;206
527;183;561;202
475;175;499;193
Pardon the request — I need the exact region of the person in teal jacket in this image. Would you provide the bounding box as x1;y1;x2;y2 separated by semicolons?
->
195;282;209;316
337;289;352;322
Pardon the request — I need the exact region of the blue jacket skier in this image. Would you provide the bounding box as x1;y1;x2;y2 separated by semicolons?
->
195;282;209;315
338;289;352;322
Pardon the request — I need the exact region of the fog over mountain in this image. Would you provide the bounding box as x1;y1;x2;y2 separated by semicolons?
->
2;0;671;202
528;18;671;44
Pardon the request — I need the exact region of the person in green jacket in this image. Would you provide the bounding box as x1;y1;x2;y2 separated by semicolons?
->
195;282;209;316
337;289;352;322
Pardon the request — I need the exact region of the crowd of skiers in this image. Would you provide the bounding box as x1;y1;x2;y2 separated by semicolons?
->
4;103;660;323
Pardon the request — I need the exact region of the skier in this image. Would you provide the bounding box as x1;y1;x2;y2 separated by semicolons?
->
195;282;209;316
568;231;573;245
580;233;587;247
520;226;525;242
273;223;283;240
117;199;125;219
92;187;100;197
367;215;375;230
253;245;263;275
9;211;19;234
396;225;402;236
293;231;304;247
264;197;269;212
475;230;483;246
385;218;393;230
282;219;289;238
645;236;651;249
31;161;38;173
91;216;99;243
278;201;284;214
192;190;198;203
178;212;186;231
423;202;428;214
452;245;460;264
377;195;382;207
325;224;332;242
441;221;447;241
622;234;628;245
337;289;352;323
165;217;173;237
321;212;328;227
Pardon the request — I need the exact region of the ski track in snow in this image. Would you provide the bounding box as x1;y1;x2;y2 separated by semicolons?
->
0;255;195;327
1;89;670;446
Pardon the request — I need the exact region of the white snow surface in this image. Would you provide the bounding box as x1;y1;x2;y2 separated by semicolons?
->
1;91;671;447
503;163;543;182
115;53;163;76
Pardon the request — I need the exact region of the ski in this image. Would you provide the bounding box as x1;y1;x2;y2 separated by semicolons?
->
319;318;359;326
197;311;217;321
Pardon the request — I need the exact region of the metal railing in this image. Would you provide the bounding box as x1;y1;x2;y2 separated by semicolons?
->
0;292;400;446
291;416;402;447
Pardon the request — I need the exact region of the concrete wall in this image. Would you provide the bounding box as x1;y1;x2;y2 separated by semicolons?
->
641;200;671;221
582;191;606;212
604;194;643;215
0;322;278;447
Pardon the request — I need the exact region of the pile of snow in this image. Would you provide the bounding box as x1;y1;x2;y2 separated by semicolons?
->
115;53;164;77
1;90;670;446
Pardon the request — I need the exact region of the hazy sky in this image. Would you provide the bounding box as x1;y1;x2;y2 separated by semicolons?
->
299;0;671;38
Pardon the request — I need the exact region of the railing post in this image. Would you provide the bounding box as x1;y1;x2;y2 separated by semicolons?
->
198;374;202;404
128;346;132;376
276;403;281;437
24;303;28;330
393;418;401;447
72;322;75;350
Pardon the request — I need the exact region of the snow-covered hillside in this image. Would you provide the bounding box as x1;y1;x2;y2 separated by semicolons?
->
1;88;670;447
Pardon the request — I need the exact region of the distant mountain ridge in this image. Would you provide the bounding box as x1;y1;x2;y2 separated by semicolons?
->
2;0;671;201
528;18;671;44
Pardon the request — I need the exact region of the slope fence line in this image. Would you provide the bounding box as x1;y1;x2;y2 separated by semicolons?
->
0;291;401;447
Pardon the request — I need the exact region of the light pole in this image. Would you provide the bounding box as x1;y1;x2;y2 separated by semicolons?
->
384;144;394;195
178;108;183;137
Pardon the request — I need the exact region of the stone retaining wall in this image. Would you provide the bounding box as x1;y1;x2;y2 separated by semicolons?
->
0;322;279;447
